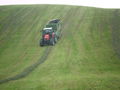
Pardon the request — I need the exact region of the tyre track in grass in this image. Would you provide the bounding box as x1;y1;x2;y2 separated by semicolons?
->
0;47;52;84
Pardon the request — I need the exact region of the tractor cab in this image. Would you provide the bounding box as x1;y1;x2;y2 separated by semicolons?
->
40;27;55;46
42;27;54;40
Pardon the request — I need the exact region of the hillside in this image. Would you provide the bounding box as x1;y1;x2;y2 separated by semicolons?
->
0;5;120;90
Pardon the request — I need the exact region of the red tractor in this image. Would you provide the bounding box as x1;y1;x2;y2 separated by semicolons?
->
40;19;61;46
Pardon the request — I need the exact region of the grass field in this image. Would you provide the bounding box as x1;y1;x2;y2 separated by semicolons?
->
0;5;120;90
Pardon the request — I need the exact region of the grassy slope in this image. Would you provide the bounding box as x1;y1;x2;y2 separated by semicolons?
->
0;5;120;90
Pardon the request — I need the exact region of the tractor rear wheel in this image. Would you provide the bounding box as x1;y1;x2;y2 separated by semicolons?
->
40;39;44;46
50;39;55;46
54;37;58;43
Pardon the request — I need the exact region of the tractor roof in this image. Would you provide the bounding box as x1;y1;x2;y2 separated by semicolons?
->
43;27;52;30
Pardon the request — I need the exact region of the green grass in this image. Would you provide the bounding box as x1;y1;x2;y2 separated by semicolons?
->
0;5;120;90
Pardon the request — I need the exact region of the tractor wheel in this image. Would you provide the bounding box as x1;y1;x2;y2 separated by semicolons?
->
54;37;58;43
50;39;55;46
40;40;44;46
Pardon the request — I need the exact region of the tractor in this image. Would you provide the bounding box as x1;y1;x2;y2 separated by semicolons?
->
40;19;61;46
